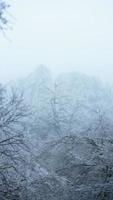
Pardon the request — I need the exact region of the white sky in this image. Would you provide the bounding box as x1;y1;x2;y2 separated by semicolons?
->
0;0;113;83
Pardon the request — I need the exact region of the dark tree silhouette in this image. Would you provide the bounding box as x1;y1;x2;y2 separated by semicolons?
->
0;0;9;30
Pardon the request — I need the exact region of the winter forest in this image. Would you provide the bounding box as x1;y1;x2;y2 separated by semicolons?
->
1;1;113;200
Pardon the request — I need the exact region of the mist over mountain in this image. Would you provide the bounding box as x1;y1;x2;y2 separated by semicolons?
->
16;66;113;139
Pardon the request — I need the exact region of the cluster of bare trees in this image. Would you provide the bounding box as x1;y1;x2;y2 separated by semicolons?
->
0;72;113;200
0;85;31;200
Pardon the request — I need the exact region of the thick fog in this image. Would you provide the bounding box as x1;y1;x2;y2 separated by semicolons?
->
0;0;113;83
1;1;113;200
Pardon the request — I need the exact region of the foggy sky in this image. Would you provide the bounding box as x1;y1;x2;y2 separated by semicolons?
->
0;0;113;83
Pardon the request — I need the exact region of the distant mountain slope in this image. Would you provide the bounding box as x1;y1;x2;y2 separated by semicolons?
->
20;67;113;138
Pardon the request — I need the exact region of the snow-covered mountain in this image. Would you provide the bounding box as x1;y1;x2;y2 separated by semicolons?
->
7;66;113;199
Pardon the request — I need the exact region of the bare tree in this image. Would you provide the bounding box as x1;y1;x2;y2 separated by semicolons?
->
0;85;30;199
